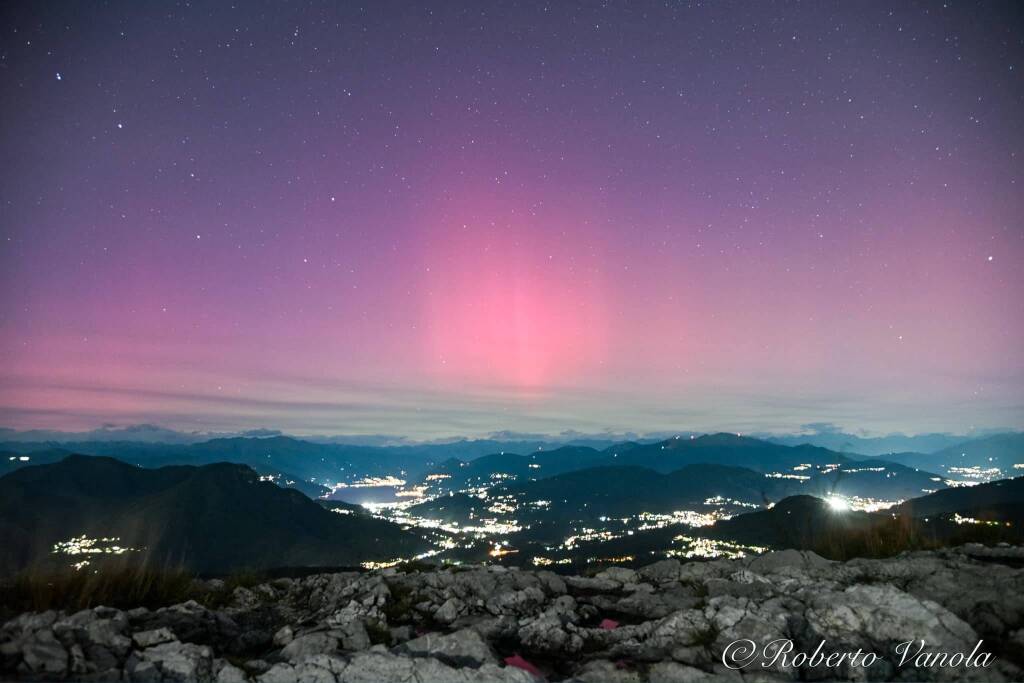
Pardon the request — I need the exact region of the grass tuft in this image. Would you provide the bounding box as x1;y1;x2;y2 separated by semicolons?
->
0;566;195;619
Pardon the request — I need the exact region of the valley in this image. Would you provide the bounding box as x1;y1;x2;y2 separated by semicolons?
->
3;432;1022;575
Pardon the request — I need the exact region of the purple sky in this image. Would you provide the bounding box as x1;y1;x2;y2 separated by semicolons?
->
1;1;1022;438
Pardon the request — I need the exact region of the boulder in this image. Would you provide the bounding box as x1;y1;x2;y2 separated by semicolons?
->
293;654;348;683
280;632;339;662
575;659;642;683
402;628;498;666
802;583;982;681
746;549;832;574
338;651;534;683
137;600;239;648
131;641;215;682
8;611;59;633
647;661;713;683
272;625;294;647
434;597;465;624
133;627;178;648
485;587;547;617
597;567;640;585
565;576;621;594
257;662;297;683
640;559;683;584
216;661;249;683
20;629;68;676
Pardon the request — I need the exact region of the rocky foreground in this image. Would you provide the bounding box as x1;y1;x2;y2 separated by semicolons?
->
3;545;1024;683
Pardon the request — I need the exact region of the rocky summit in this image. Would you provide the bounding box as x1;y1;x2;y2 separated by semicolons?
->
2;545;1023;683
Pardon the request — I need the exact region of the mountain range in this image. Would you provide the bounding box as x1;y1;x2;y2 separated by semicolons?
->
410;459;941;530
3;423;1009;455
4;430;1021;493
3;431;1023;575
417;434;946;501
873;433;1024;478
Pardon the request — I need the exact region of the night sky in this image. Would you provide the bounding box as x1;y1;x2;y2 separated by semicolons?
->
1;1;1022;438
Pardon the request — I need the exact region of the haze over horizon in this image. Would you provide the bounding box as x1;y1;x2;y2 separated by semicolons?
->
0;421;1016;448
2;1;1022;438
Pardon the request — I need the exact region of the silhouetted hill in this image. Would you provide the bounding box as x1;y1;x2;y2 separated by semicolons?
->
0;455;428;575
705;495;877;547
701;483;1024;559
894;476;1024;520
0;445;332;499
509;464;780;516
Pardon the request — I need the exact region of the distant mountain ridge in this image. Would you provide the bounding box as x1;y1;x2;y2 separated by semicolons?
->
762;429;975;456
3;430;1020;490
877;433;1024;477
4;424;1007;455
0;424;673;448
418;433;943;494
0;435;629;485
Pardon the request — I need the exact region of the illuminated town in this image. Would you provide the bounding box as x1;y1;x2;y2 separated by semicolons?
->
51;535;142;571
39;448;1018;574
668;535;769;560
950;513;1013;528
310;459;937;567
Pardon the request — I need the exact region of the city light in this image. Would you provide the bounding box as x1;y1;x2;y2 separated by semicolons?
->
827;496;850;512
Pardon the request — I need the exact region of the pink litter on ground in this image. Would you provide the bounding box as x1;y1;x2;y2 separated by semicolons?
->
504;654;543;677
599;618;620;630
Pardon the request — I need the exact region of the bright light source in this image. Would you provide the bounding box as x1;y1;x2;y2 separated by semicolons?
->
826;496;850;512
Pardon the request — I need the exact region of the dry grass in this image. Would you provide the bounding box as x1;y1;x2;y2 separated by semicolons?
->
0;565;196;619
812;515;1020;561
0;565;271;620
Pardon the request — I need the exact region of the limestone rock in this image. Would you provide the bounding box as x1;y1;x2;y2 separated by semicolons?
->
434;597;465;624
2;547;1023;682
402;628;498;666
132;641;214;682
21;629;68;676
597;567;640;586
133;627;178;648
280;632;339;662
